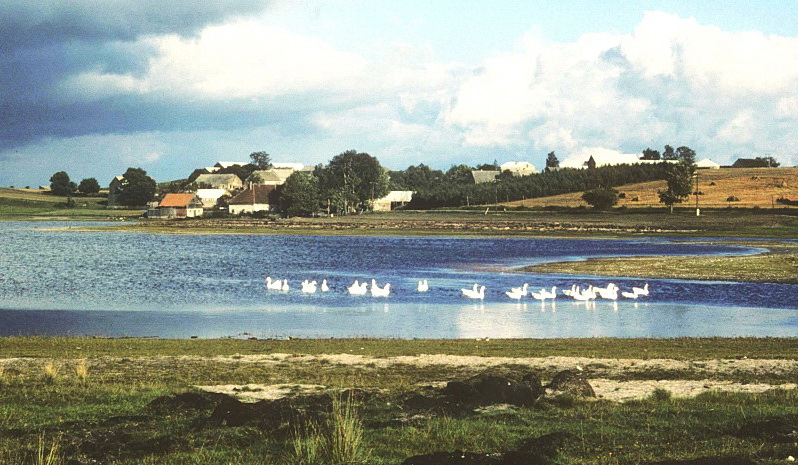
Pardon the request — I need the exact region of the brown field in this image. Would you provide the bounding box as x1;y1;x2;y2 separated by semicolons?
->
502;167;798;209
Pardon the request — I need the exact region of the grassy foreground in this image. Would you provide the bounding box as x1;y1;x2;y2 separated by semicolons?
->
1;337;797;464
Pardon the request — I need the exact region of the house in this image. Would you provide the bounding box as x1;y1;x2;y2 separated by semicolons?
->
195;188;227;208
228;184;277;215
500;161;537;176
695;158;721;170
247;169;290;187
471;170;500;184
732;158;773;168
373;191;413;211
272;162;305;171
193;173;243;191
148;193;204;218
107;176;124;207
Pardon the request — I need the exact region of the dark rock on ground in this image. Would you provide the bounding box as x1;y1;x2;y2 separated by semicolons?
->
737;419;798;442
546;370;595;397
516;432;579;457
649;457;757;465
148;391;223;412
441;374;544;408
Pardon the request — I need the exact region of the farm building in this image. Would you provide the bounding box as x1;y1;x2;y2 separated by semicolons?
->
471;170;500;184
106;176;125;207
228;184;277;215
373;191;413;211
193;173;243;191
696;158;720;169
247;169;289;187
149;193;204;218
500;161;537;176
195;189;227;208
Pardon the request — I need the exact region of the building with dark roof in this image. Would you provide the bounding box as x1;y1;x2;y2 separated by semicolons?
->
228;184;277;215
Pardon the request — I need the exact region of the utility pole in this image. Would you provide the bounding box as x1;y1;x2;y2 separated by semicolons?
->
693;171;700;216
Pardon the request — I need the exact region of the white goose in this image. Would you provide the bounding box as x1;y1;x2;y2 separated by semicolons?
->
417;280;429;292
320;279;329;292
632;283;649;296
505;288;525;300
621;290;638;299
265;277;283;290
280;279;289;292
371;280;391;297
301;280;317;294
461;284;486;300
348;279;368;295
510;283;529;296
541;286;557;299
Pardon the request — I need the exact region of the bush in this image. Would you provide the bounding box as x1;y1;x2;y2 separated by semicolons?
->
582;187;619;210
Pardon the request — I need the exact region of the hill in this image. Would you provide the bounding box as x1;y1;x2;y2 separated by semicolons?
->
502;167;798;209
0;187;141;219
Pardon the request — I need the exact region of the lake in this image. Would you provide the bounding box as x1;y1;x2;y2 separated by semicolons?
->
0;221;796;338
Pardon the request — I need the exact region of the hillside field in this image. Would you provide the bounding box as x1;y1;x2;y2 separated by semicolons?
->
0;187;141;220
502;167;798;209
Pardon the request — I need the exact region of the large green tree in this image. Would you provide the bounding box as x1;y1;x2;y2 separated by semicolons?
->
318;150;389;214
444;164;474;185
582;187;619;210
662;145;677;160
280;172;321;217
78;178;100;195
116;167;157;207
249;151;272;170
49;171;76;196
641;148;661;160
676;146;696;165
389;164;444;191
658;161;695;213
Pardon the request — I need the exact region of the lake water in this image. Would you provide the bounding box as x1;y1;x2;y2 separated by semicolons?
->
1;221;796;338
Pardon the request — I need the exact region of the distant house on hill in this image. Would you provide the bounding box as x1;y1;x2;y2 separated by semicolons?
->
247;169;289;187
373;191;413;211
149;193;203;218
228;184;277;215
107;176;124;207
695;158;720;170
471;170;500;184
193;173;243;191
500;161;537;176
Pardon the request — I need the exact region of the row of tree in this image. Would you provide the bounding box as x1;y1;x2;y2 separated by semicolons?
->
49;172;100;196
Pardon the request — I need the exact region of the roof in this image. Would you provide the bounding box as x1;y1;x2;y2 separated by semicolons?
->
500;161;537;172
696;158;720;168
471;170;500;184
377;191;413;202
194;173;242;185
214;161;249;168
732;158;771;168
249;170;284;183
272;162;305;171
159;193;199;208
229;184;276;205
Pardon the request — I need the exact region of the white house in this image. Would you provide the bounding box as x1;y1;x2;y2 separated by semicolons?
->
195;188;227;208
500;161;537;176
373;191;413;211
149;193;204;218
193;173;243;191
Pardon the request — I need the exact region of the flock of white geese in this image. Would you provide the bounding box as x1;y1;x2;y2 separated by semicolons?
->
265;276;649;301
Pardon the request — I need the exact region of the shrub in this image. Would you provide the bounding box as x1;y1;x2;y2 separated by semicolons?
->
650;388;672;402
43;362;59;384
582;187;619;210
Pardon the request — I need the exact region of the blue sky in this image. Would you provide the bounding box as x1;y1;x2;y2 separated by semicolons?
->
2;0;798;186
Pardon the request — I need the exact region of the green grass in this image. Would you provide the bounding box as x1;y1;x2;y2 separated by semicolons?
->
0;188;140;220
1;337;797;464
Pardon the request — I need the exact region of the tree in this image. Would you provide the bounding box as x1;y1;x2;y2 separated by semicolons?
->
280;172;321;217
389;164;443;191
676;146;696;165
78;178;100;195
662;145;676;160
545;151;559;169
582;187;619;210
641;148;661;160
755;156;780;167
116;167;156;207
49;171;76;196
319;150;389;214
658;162;694;213
249;151;272;170
445;164;474;185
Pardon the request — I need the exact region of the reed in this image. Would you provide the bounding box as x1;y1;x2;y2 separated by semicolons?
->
42;362;59;384
74;360;88;383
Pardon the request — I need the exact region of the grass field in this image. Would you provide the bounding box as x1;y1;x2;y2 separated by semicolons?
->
0;187;141;220
1;337;797;464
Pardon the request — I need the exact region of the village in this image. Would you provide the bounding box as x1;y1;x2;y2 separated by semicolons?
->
105;153;736;220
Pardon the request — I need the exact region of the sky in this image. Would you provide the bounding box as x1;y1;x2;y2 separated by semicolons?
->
2;0;798;187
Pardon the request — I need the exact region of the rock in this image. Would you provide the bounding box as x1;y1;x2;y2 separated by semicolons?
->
473;375;540;407
516;432;578;457
649;457;757;465
400;451;504;465
209;396;259;427
546;370;595;397
737;419;798;443
443;380;479;401
148;391;221;412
